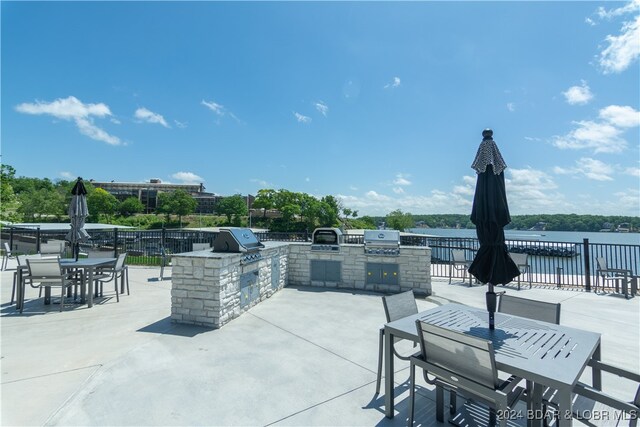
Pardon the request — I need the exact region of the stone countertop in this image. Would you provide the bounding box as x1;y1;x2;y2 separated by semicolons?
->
171;241;289;259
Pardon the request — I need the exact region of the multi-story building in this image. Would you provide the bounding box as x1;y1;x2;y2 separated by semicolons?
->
90;179;221;214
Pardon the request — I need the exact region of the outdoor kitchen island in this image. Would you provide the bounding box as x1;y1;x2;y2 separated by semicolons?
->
170;240;289;328
170;228;431;329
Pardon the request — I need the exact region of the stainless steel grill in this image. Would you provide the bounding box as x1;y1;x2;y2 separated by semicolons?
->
311;228;343;252
213;228;264;264
364;230;401;256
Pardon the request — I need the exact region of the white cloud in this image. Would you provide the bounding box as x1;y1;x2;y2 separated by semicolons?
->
599;105;640;127
201;99;225;116
294;112;311;123
174;120;188;128
393;173;412;186
15;96;121;145
613;188;640;213
596;1;640;74
506;168;571;212
305;177;310;182
551;105;639;153
553;157;614;181
59;171;74;180
171;172;203;184
384;77;401;89
624;167;640;177
250;178;273;188
507;103;516;112
551;120;626;153
134;107;169;128
562;81;594;105
314;101;328;117
392;187;405;194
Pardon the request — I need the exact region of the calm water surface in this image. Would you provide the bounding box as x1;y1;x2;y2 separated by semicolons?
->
409;228;640;245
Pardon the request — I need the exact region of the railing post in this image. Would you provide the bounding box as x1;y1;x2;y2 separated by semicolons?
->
583;238;591;292
9;227;14;252
36;226;41;253
114;228;119;257
161;226;166;251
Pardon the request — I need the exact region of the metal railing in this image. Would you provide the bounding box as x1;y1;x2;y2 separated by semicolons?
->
2;228;638;291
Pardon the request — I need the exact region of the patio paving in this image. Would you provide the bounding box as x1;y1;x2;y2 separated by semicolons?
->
1;260;638;426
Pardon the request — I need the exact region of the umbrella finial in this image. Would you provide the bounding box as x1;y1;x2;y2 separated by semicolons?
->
482;128;493;140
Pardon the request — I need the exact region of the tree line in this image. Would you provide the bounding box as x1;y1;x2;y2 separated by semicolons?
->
1;165;637;232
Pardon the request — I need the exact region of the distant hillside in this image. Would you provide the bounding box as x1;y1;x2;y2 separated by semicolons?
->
371;214;640;233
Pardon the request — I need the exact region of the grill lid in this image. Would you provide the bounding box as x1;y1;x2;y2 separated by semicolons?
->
364;230;401;246
213;228;265;253
312;228;344;245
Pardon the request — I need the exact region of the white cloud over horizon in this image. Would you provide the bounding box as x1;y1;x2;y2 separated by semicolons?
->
553;157;614;181
15;96;122;145
562;81;594;105
171;171;204;184
134;107;170;128
202;99;241;124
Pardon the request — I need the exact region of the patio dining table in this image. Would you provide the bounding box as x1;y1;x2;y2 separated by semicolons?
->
16;257;116;311
384;303;602;426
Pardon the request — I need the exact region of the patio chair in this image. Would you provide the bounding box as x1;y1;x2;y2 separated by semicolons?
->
595;257;632;295
542;360;640;426
95;253;129;302
375;290;419;394
449;249;473;286
25;257;74;312
2;242;15;270
508;252;532;290
408;321;524;426
497;294;560;325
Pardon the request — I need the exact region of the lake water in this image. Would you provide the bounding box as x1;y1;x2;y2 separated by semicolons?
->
409;228;640;245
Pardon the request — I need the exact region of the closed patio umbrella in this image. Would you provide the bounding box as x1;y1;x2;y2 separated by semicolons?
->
66;177;91;261
468;129;520;330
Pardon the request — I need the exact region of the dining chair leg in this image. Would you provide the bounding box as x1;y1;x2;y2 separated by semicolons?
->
436;385;444;422
408;362;416;426
114;279;120;302
11;272;17;305
375;328;383;394
59;287;65;312
449;389;456;415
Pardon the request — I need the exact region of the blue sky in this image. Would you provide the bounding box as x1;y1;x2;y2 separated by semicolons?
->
2;1;639;216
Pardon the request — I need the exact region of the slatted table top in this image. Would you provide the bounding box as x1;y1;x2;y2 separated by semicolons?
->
386;303;601;390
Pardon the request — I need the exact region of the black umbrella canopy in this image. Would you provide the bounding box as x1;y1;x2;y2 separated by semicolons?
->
468;129;519;329
67;177;90;260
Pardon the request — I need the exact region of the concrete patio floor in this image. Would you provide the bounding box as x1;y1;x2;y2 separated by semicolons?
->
1;260;638;426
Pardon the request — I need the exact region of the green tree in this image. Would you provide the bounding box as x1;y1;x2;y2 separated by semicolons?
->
386;209;414;231
118;197;145;217
252;189;276;219
156;190;198;227
217;194;248;225
0;165;21;222
88;188;119;222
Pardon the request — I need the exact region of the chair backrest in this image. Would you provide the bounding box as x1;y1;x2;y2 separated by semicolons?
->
115;253;127;271
451;249;467;263
416;320;499;389
498;294;561;324
26;257;62;280
596;257;608;273
382;290;418;322
4;242;12;255
509;252;528;267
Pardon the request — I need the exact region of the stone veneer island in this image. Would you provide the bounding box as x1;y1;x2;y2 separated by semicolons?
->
171;241;431;328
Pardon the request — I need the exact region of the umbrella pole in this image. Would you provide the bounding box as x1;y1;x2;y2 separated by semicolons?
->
486;283;497;330
75;243;79;261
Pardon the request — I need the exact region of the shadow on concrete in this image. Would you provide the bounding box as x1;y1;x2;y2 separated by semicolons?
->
137;316;212;337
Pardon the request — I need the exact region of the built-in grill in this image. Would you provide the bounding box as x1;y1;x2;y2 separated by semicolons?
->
213;228;265;264
364;230;401;256
311;228;343;252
